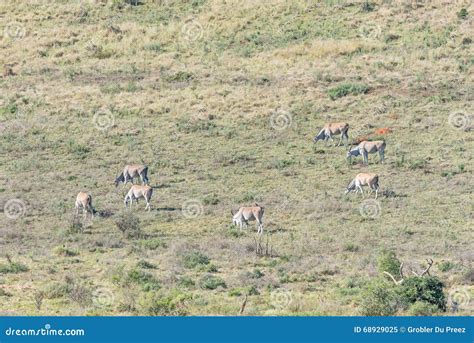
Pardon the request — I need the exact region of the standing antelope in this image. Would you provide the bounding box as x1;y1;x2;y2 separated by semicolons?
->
75;192;94;219
115;164;149;187
347;140;386;164
345;173;380;199
124;185;153;212
231;204;265;234
313;122;349;146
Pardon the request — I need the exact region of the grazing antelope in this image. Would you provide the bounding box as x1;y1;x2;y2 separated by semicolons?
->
313;122;349;146
347;140;386;164
345;173;380;199
75;192;94;219
124;185;153;212
115;164;149;187
231;204;265;234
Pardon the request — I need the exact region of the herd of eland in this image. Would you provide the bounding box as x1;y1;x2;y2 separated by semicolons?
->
74;122;387;233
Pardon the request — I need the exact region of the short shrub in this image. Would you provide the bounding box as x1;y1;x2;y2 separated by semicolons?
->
438;261;456;272
139;289;191;316
126;269;161;291
199;275;227;290
178;276;195;289
164;71;193;83
359;279;399;316
136;260;157;269
182;251;210;269
377;250;401;280
203;193;219;205
327;83;369;100
457;8;468;19
54;245;79;257
0;262;29;274
115;212;142;239
408;301;439;316
138;238;166;250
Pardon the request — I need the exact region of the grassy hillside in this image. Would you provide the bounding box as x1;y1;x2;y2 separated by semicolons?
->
0;0;472;316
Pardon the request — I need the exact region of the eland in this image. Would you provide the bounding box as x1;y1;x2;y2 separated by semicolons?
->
115;164;149;187
231;203;265;234
347;140;386;164
75;192;94;218
313;122;349;146
345;173;380;199
124;185;153;212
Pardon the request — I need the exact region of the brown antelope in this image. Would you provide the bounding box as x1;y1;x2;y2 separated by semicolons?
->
75;192;94;218
124;185;153;212
345;173;380;199
313;122;349;146
115;164;149;187
231;204;265;234
347;140;386;164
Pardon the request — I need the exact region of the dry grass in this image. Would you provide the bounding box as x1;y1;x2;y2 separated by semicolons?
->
0;0;472;315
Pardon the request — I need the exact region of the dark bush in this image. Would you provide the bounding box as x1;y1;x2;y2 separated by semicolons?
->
398;276;446;311
327;83;369;100
182;251;210;269
115;212;142;239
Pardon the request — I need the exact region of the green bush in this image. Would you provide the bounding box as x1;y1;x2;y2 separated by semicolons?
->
126;269;161;291
164;71;193;83
199;275;226;290
138;238;167;250
182;251;210;269
0;262;29;274
359;279;399;316
136;260;157;269
457;8;468;19
327;83;369;100
139;289;191;316
54;245;79;257
438;261;456;272
408;301;439;316
377;250;401;280
398;276;446;311
178;276;195;289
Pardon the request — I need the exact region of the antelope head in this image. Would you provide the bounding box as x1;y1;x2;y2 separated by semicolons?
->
115;173;124;187
346;146;360;160
313;130;325;143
